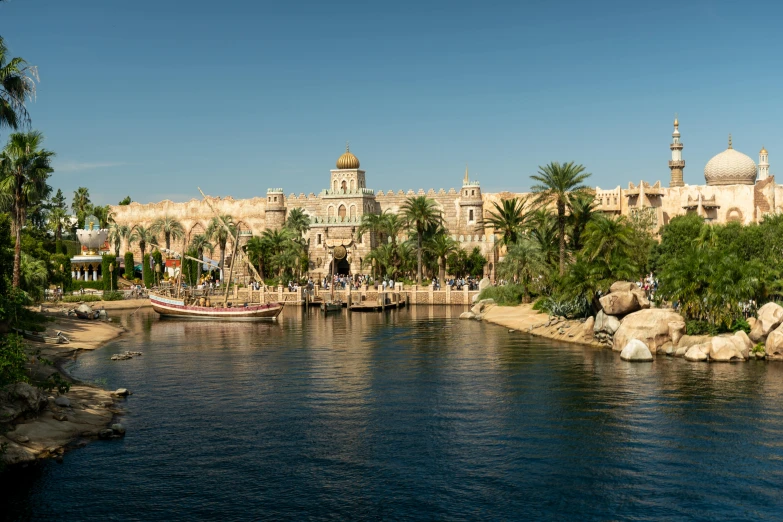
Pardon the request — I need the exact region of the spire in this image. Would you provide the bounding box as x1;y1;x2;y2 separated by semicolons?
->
728;134;733;149
464;164;469;184
346;141;350;152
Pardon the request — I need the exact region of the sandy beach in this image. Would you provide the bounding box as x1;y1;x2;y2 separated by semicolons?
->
482;303;602;348
1;313;129;467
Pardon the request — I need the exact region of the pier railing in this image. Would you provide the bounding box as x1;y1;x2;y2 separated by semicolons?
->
231;284;480;306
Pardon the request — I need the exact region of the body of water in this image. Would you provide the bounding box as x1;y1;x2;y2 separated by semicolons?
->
3;307;783;520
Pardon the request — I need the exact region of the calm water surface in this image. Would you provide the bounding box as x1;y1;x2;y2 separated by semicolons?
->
3;307;783;521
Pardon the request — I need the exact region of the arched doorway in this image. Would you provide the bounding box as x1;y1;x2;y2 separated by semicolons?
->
335;258;350;275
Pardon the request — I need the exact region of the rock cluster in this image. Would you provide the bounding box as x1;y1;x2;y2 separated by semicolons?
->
111;351;143;361
459;299;495;321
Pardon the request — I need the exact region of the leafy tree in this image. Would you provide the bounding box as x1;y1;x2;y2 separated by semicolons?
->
497;238;546;301
481;196;530;247
528;208;559;269
0;36;38;136
567;192;596;251
581;214;636;268
142;254;153;287
0;131;54;287
189;233;214;283
285;207;310;237
129;224;156;260
400;195;442;284
530;161;591;275
118;196;132;205
363;243;396;279
206;214;235;280
151;214;185;251
425;230;459;283
50;253;72;292
101;254;118;292
124;252;135;280
71;186;91;227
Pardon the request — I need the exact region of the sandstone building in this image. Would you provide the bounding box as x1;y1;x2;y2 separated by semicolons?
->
110;119;779;280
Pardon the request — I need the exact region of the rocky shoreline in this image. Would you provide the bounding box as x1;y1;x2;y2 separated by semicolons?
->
1;313;130;468
478;282;782;364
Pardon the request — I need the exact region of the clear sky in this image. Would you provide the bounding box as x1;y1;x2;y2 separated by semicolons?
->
2;0;782;206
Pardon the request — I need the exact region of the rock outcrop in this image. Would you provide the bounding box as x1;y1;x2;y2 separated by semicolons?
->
684;345;708;361
709;336;747;362
619;339;654;362
613;309;686;354
750;302;783;342
599;290;641;317
0;383;48;423
765;323;783;359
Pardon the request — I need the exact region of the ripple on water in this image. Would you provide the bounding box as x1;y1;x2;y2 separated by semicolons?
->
3;307;783;521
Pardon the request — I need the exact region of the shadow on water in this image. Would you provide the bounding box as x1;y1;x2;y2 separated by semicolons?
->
3;306;783;521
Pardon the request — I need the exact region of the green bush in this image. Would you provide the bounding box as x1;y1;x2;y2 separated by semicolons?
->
685;317;750;336
142;254;153;287
62;295;102;303
477;284;526;306
61;240;81;256
73;280;104;291
124;252;135;280
182;249;199;286
0;334;29;387
101;291;124;301
102;255;119;292
534;294;591;319
50;254;73;292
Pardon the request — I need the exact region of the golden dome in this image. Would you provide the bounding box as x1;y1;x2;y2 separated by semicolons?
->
761;146;768;154
336;144;360;169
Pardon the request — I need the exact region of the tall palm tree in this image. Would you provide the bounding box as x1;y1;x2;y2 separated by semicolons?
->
581;214;636;266
189;233;214;283
529;208;559;269
567;192;597;251
0;131;54;287
498;238;546;301
243;236;267;280
107;222;130;257
356;212;386;244
380;211;404;246
425;231;459;283
285;207;310;237
152;214;185;251
530;161;591;275
362;243;396;279
48;206;68;242
400;195;442;284
481;196;530;247
0;36;38;136
260;228;296;278
71;186;90;215
129;224;157;260
206;214;236;279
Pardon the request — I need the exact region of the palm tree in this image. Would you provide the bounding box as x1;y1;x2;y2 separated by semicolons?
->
528;209;559;269
189;233;214;283
498;238;546;301
206;214;236;279
362;243;396;279
530;161;591;275
425;231;459;284
151;214;185;251
108;222;130;257
19;252;47;301
71;186;91;219
400;195;442;284
581;214;636;266
260;228;296;278
356;212;386;244
567;192;597;251
48;206;68;242
0;36;38;136
481;196;530;247
285;207;310;237
0;131;54;287
129;224;157;260
243;236;267;280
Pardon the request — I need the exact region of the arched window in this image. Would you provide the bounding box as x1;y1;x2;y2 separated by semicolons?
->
469;209;474;221
328;206;334;219
338;205;346;219
471;190;475;196
350;179;355;191
350;205;356;220
341;180;347;192
333;180;338;191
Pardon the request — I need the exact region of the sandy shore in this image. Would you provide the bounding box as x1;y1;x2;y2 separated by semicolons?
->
482;303;602;348
1;314;129;467
44;298;151;312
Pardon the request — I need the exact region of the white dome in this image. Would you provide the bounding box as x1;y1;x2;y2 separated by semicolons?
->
704;147;757;186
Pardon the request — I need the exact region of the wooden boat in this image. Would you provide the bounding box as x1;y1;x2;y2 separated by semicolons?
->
150;292;283;321
320;300;343;313
349;292;406;312
14;329;70;344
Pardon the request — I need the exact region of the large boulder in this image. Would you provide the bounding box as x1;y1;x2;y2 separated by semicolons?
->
478;278;491;292
684;345;709;362
750;302;783;342
582;316;595;341
765;323;783;359
594;310;621;335
668;320;686;348
0;383;48;423
620;339;654;362
609;281;636;293
732;331;753;359
710;336;747;362
471;299;495;316
599;291;641;317
613;309;686;353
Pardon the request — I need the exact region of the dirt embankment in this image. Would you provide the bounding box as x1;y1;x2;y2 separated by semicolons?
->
1;314;128;467
482;304;602;347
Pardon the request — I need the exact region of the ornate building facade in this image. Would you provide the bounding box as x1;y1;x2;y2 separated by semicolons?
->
110;120;780;280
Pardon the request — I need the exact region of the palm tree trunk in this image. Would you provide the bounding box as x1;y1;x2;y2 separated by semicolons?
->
416;228;423;285
439;257;445;285
196;247;203;283
12;206;22;288
219;240;226;281
558;201;566;276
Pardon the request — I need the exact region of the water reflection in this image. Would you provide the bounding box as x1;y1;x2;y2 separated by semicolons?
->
2;306;783;520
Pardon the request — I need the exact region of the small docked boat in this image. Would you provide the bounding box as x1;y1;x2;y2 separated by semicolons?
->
150;293;283;321
13;329;70;344
320;300;343;313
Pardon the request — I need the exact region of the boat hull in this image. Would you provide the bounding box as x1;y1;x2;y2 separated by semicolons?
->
150;294;283;321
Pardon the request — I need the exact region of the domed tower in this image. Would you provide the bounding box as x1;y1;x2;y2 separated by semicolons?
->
669;116;685;187
459;165;483;230
759;146;770;181
704;135;758;186
331;143;366;193
265;188;286;230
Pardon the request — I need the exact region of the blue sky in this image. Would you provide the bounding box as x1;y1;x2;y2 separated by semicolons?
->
2;0;782;206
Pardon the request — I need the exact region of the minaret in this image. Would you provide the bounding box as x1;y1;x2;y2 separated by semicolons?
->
668;116;685;187
759;146;769;181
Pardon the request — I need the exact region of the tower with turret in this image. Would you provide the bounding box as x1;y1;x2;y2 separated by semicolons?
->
265;188;286;230
669;116;685;187
459;165;483;232
759;146;770;181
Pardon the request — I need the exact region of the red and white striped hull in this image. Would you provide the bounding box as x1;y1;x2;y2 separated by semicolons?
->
150;293;283;321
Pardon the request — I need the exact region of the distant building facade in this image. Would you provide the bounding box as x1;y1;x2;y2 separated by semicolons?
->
110;120;780;280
